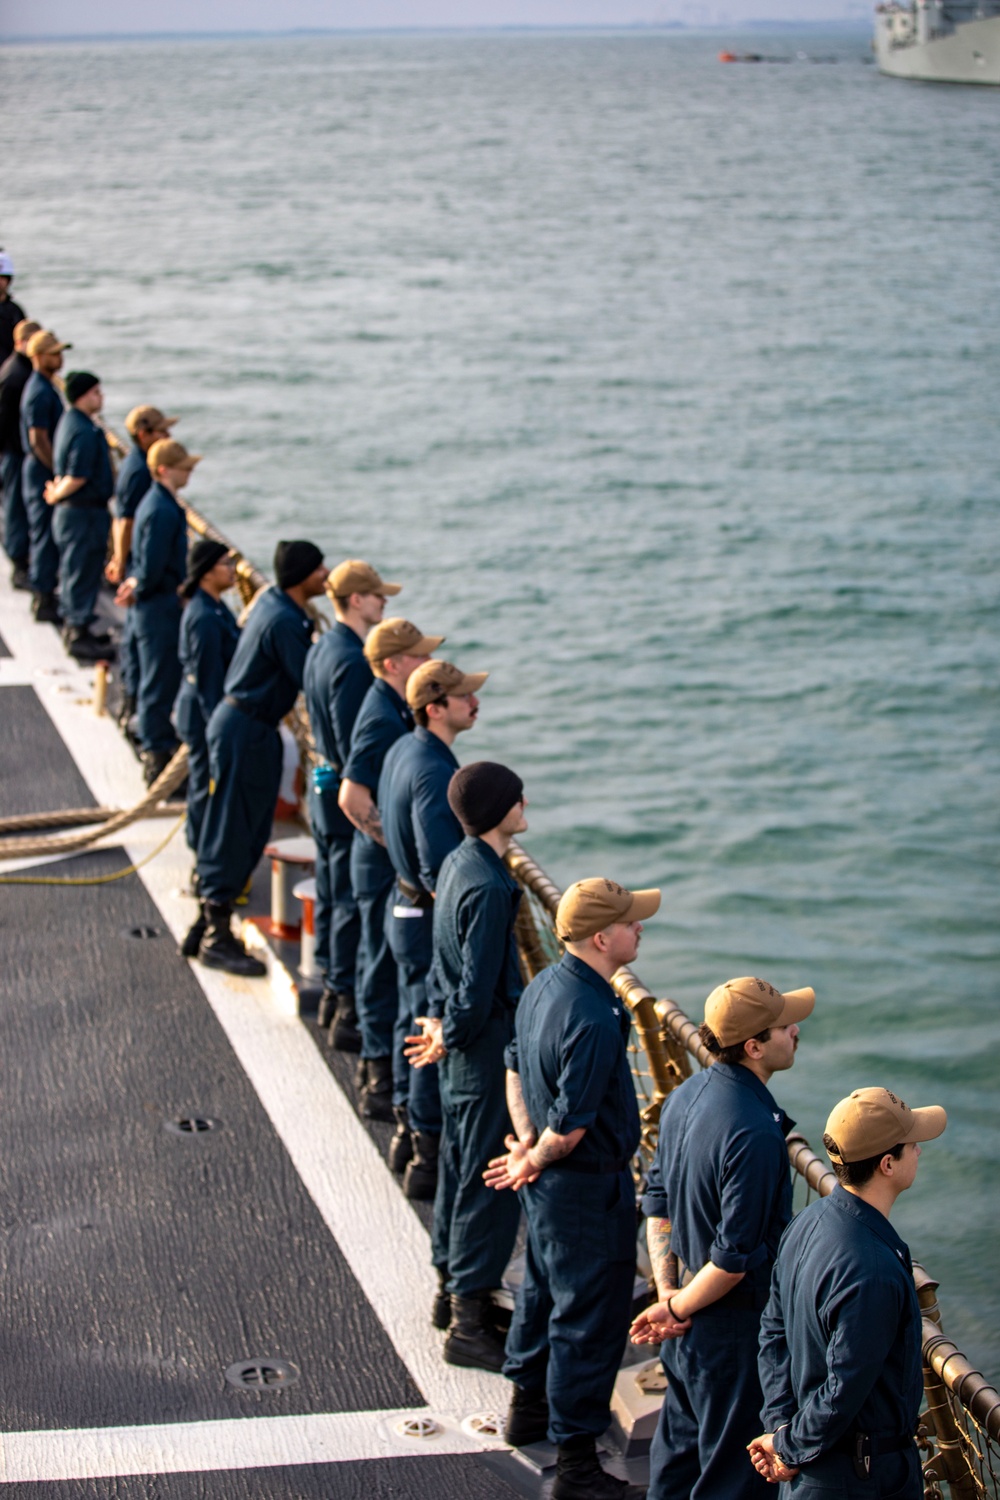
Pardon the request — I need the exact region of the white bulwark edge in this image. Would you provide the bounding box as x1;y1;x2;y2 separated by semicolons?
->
0;578;508;1482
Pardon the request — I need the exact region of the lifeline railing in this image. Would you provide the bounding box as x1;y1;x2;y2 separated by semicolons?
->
169;501;999;1500
504;839;1000;1500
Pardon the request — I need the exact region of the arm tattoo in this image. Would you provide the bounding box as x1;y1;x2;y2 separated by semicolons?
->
530;1129;579;1169
360;805;384;840
647;1216;676;1300
506;1072;535;1145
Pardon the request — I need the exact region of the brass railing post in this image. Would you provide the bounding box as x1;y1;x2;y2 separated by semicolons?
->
915;1266;981;1499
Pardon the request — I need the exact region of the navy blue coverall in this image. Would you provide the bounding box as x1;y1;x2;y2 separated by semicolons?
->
131;480;187;753
758;1186;923;1499
20;370;63;596
175;588;240;854
197;586;313;906
642;1062;794;1500
51;407;114;628
341;677;413;1060
430;835;522;1293
114;443;153;699
0;349;31;568
302;621;371;998
379;726;463;1130
503;953;640;1445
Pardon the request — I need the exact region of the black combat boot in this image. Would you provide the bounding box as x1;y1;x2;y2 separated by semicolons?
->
117;691;137;732
141;747;176;787
11;561;29;591
431;1270;451;1331
198;902;267;977
443;1292;507;1371
32;591;61;624
63;624;115;662
552;1437;646;1500
504;1385;550;1448
358;1055;394;1121
388;1105;413;1172
316;987;336;1029
328;990;362;1051
403;1130;439;1200
179;904;207;958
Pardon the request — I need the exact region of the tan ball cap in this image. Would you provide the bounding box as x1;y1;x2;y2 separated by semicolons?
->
407;659;489;711
825;1087;947;1164
330;559;402;599
704;976;815;1049
27;329;73;358
125;405;179;437
146;438;202;474
364;617;444;667
556;879;661;944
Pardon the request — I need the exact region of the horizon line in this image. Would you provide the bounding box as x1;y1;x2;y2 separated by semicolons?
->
0;18;872;46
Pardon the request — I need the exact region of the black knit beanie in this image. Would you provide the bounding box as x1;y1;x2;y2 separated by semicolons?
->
447;761;524;837
274;539;323;590
64;370;100;404
180;538;229;599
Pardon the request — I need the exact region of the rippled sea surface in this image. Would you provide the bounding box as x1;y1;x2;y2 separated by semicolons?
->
3;28;998;1366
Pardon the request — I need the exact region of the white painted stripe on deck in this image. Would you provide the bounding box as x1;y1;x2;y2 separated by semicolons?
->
0;577;508;1484
0;1408;501;1484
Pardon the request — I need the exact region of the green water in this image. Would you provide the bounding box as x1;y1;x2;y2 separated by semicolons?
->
3;27;998;1368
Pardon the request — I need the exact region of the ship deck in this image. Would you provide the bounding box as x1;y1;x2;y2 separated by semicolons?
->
0;571;628;1494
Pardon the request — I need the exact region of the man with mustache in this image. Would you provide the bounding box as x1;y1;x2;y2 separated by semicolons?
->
631;976;815;1500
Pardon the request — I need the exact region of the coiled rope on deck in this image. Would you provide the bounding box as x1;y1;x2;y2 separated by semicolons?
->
0;745;190;862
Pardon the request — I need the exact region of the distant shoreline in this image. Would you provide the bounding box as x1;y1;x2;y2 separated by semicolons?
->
0;20;872;48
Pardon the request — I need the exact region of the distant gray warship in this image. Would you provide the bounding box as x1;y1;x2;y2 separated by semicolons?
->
874;0;1000;82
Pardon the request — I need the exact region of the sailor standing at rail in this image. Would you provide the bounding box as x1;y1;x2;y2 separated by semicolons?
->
630;976;815;1500
485;878;660;1500
750;1087;947;1499
115;438;196;785
189;539;328;977
379;659;487;1199
405;760;525;1368
0;318;40;590
20;328;70;624
303;559;401;1050
107;406;177;736
0;251;26;364
174;538;240;958
337;616;443;1120
45;371;116;663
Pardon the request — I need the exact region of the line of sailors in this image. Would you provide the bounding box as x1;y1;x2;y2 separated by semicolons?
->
0;269;948;1500
155;519;947;1500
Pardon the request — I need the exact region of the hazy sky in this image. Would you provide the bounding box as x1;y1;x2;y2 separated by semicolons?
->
1;0;867;41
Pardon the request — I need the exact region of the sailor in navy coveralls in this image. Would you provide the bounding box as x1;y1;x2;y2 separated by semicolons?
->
116;438;196;783
750;1087;947;1500
20;328;69;620
108;406;177;727
486;877;661;1500
405;761;525;1364
303;559;400;1048
190;539;327;976
46;371;115;661
338;616;443;1121
380;659;486;1197
174;538;240;863
631;975;815;1500
0;316;39;587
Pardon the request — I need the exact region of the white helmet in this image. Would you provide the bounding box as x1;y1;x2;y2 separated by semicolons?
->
0;251;14;278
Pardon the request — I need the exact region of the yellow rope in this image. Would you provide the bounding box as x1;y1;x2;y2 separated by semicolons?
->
0;814;185;886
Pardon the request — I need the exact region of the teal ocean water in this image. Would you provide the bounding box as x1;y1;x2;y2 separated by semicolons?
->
3;30;998;1369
